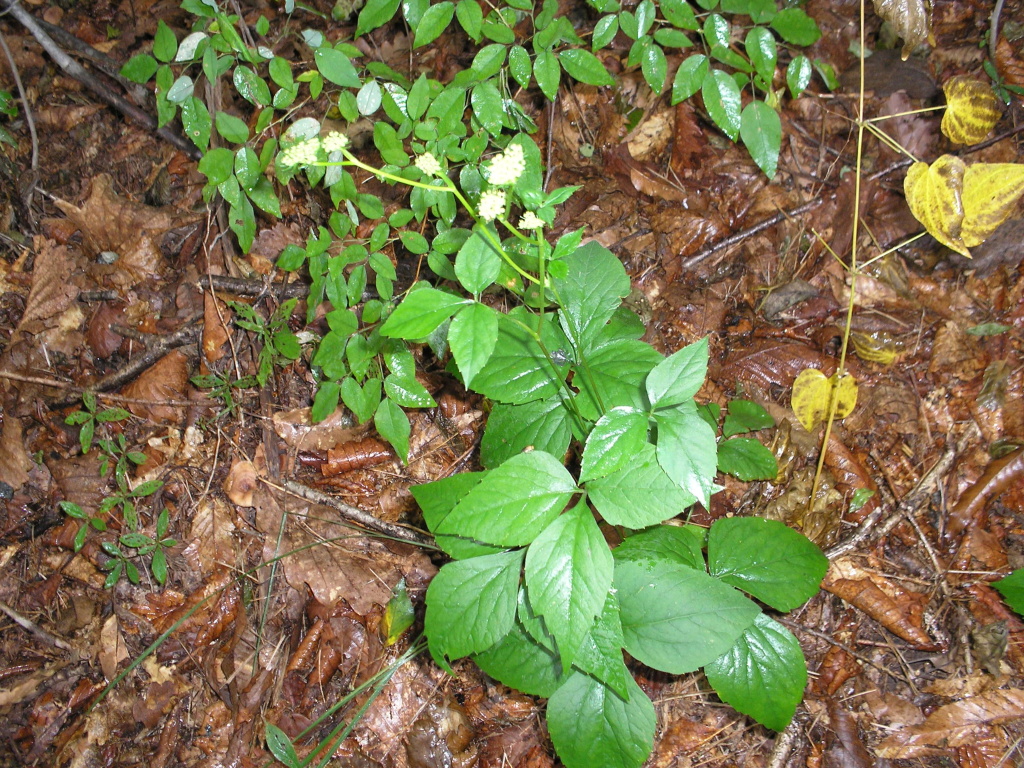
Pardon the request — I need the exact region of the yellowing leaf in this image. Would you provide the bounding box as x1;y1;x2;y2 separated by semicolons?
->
851;331;899;365
904;155;968;256
941;76;1001;145
905;156;1024;258
382;578;415;646
961;162;1024;247
791;369;858;432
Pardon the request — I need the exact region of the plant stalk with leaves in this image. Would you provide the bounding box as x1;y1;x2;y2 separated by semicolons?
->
282;132;826;768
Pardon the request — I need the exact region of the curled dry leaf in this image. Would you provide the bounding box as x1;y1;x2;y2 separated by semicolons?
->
823;557;939;650
871;0;931;59
875;689;1024;759
995;37;1024;88
223;459;259;507
825;698;873;768
941;76;1002;145
904;156;1024;258
947;447;1024;540
323;437;395;476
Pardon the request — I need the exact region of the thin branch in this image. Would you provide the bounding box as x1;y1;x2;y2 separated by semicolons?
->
0;0;200;159
679;198;827;270
280;478;434;548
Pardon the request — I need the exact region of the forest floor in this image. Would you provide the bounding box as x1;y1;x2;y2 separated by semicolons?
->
1;0;1024;765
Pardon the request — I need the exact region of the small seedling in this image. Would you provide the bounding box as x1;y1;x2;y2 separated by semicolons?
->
64;391;132;454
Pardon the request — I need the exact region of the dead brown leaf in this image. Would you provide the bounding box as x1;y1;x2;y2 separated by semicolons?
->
253;485;436;614
54;174;200;288
948;447;1024;540
876;689;1024;758
272;407;359;452
120;349;190;423
823;557;939;650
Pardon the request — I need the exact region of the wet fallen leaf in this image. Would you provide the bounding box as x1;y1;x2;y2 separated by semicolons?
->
792;369;858;431
253;485;435;614
941;76;1002;145
872;0;930;58
825;698;873;768
98;614;128;680
875;689;1024;758
823;557;939;650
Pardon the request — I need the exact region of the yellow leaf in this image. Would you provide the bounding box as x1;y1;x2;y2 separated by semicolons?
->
941;76;1001;145
904;155;969;257
961;162;1024;247
905;156;1024;258
851;331;899;364
792;369;858;431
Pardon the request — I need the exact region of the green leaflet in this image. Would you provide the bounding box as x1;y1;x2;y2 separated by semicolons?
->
436;450;577;546
707;517;828;612
547;671;655;768
524;506;613;669
705;613;807;731
614;549;759;673
425;549;525;666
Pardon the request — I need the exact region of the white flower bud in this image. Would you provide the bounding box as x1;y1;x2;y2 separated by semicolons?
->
486;143;526;186
478;189;507;222
518;211;544;230
415;153;443;176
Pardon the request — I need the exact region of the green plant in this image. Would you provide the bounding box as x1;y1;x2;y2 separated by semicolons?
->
269;132;828;765
116;0;825;459
190;370;256;418
227;298;303;387
64;391;132;454
99;508;177;587
112;5;832;761
0;89;17;149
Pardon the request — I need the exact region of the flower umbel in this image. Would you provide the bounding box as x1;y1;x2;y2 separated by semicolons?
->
279;138;321;167
487;143;526;186
478;189;507;222
322;132;350;153
518;211;544;230
414;153;443;177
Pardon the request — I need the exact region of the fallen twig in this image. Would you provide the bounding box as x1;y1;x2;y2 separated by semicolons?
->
824;435;964;560
679;197;827;270
0;0;200;160
280;478;434;548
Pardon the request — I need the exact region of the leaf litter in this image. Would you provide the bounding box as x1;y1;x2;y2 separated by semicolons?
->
0;0;1023;765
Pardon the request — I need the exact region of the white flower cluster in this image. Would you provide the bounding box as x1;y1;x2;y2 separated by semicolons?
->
415;152;442;177
478;189;507;222
322;131;350;153
486;143;526;186
518;211;544;230
278;138;321;167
